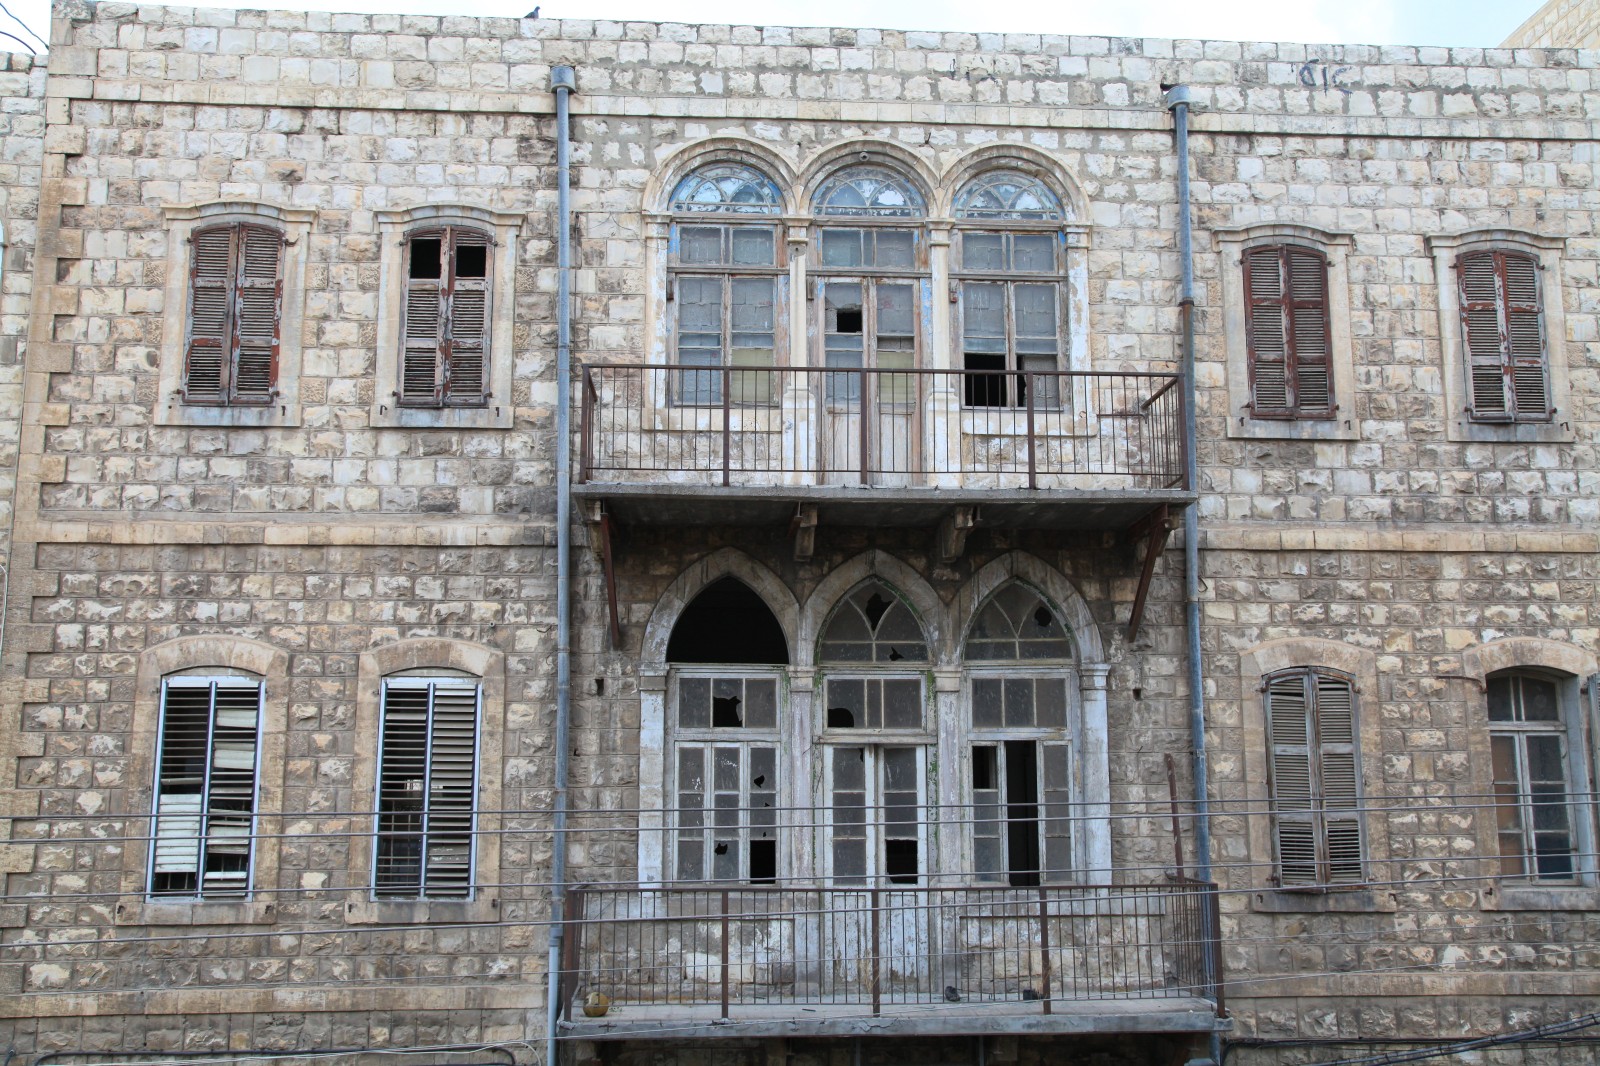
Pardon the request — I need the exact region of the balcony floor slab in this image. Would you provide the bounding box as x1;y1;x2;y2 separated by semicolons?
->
575;483;1196;532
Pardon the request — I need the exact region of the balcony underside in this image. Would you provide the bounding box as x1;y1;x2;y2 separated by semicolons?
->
575;483;1195;532
560;997;1229;1041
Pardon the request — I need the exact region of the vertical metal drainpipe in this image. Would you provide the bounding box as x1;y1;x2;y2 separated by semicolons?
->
546;63;576;1066
1165;84;1222;1066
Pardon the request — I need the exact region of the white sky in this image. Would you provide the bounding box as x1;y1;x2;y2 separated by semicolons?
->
0;0;1541;56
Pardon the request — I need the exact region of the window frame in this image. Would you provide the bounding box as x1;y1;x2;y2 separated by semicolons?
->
157;203;314;429
372;205;523;430
666;667;786;884
1215;225;1357;442
1427;229;1572;444
1455;249;1550;425
1485;669;1586;885
1263;667;1367;890
668;217;787;408
179;222;285;408
396;225;494;410
1241;244;1335;421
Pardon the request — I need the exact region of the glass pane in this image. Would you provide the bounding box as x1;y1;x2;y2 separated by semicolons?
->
731;277;775;332
731;227;775;266
1013;233;1055;272
962;283;1006;352
1486;675;1513;721
1015;284;1058;339
1035;678;1066;729
972;679;1003;729
670;163;782;214
679;225;724;264
874;229;915;269
1526;734;1566;783
678;677;709;729
820;229;863;267
1520;677;1560;722
834;747;867;791
712;677;744;728
882;679;922;729
744;679;777;730
877;283;915;339
826;679;866;729
713;747;740;791
678;747;705;792
963;233;1005;272
1004;679;1035;728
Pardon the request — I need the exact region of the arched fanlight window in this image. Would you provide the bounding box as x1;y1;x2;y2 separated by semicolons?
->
813;165;925;218
965;583;1072;661
669;163;783;215
954;171;1065;222
820;582;929;663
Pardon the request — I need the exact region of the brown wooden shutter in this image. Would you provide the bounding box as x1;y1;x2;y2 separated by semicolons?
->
231;225;283;404
442;228;490;407
1244;248;1290;416
1266;673;1317;886
1286;248;1332;415
1459;250;1513;421
1501;252;1549;419
1314;673;1363;884
400;230;446;406
184;226;235;404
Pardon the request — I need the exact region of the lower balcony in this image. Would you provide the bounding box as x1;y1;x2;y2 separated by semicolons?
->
576;365;1192;532
558;882;1226;1040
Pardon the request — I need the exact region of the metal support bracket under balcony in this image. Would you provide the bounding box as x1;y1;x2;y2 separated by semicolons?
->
1125;504;1176;643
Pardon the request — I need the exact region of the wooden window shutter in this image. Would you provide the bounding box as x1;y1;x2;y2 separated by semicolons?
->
1315;673;1364;884
1501;252;1549;419
400;230;447;406
1286;248;1332;415
443;228;491;406
1266;673;1317;886
151;679;262;899
232;225;284;404
1244;245;1333;419
184;226;236;404
1459;249;1549;423
375;679;480;899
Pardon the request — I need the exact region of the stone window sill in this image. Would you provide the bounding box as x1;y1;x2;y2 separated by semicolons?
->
1480;884;1600;911
115;898;278;925
1227;414;1360;442
344;897;501;925
155;400;302;429
1445;416;1575;444
1249;888;1396;913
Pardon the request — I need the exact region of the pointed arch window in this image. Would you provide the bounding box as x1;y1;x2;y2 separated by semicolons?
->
964;583;1075;886
669;163;785;406
953;170;1068;408
666;577;787;883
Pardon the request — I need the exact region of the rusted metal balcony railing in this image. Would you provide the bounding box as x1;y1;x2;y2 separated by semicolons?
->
560;881;1222;1024
578;365;1187;491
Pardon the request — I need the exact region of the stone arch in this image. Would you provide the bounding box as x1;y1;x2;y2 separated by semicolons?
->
799;140;936;218
642;548;800;673
939;143;1087;222
798;550;946;669
951;552;1105;669
646;137;802;216
1462;636;1598;682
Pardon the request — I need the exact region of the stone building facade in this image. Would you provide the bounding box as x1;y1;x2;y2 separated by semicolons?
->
1506;0;1600;49
0;3;1597;1065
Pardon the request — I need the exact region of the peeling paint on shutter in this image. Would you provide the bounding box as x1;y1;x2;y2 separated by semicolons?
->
375;678;480;899
1316;674;1363;884
1459;249;1549;424
1459;250;1511;420
184;227;235;404
232;225;283;403
1268;670;1365;887
1501;252;1549;419
400;227;492;408
443;228;490;406
151;678;262;899
1245;245;1333;419
400;230;446;406
1286;248;1332;415
1266;673;1317;886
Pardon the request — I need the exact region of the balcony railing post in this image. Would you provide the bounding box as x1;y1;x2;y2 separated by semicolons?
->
578;366;593;485
859;366;870;485
720;888;732;1021
1205;882;1226;1017
1025;372;1038;490
870;886;882;1017
721;367;732;487
1036;885;1052;1014
560;887;581;1022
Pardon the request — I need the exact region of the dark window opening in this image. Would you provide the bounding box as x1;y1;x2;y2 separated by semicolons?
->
748;840;777;883
1005;740;1040;887
409;238;442;279
885;839;918;884
964;352;1007;407
667;577;789;664
835;307;863;333
455;244;487;278
972;745;997;790
711;694;743;727
827;706;856;728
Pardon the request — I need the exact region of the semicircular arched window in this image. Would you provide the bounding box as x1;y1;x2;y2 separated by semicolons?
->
965;583;1073;661
954;170;1066;222
669;162;783;215
820;581;929;664
813;165;925;218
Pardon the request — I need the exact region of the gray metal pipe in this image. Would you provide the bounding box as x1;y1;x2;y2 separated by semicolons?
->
546;62;577;1066
1165;84;1222;1066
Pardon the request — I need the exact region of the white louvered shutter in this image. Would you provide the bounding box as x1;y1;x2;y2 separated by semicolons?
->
152;678;262;898
376;679;480;899
1267;673;1317;886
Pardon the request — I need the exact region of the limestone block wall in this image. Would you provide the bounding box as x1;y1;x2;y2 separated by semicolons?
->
0;0;1595;1061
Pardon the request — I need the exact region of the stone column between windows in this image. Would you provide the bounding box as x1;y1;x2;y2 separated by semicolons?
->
1079;663;1112;878
926;220;960;489
933;667;964;878
783;219;814;484
643;213;672;413
786;670;817;882
637;670;668;886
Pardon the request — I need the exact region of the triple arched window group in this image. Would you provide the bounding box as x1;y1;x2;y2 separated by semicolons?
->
665;574;1082;888
666;159;1072;410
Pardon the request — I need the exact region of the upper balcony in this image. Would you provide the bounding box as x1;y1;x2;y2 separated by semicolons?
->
575;365;1193;535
